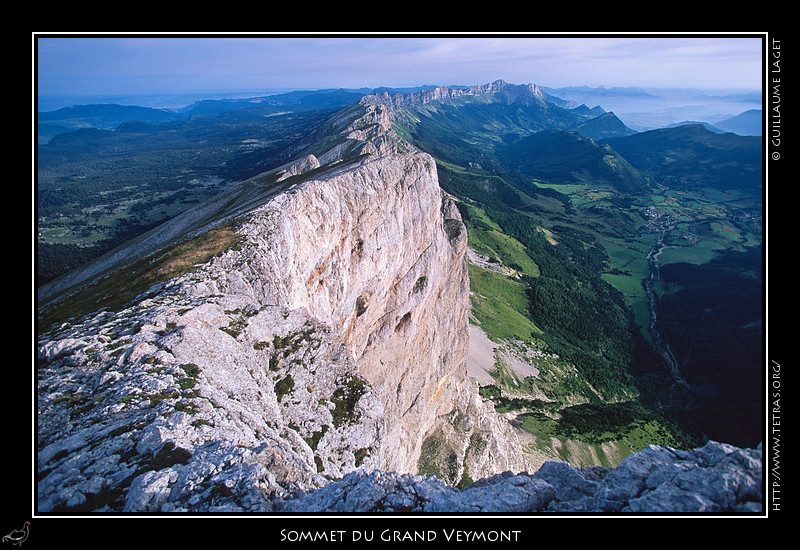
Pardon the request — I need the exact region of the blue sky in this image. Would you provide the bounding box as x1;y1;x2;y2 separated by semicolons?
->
35;34;764;102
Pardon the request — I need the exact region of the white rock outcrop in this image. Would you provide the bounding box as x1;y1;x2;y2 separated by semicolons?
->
279;440;763;513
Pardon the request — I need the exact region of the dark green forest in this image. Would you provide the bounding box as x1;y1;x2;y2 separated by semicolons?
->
440;165;671;403
658;248;763;447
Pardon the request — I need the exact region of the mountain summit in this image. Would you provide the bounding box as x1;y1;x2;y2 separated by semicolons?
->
376;79;546;107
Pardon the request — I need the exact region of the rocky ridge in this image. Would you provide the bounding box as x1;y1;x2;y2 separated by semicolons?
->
280;440;762;513
373;79;546;109
36;90;527;513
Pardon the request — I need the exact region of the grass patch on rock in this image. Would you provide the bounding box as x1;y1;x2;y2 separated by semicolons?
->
38;223;243;333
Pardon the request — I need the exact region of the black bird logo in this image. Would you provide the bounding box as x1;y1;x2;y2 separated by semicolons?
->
2;522;29;546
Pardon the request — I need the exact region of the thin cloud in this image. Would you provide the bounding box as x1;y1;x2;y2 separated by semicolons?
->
35;35;764;98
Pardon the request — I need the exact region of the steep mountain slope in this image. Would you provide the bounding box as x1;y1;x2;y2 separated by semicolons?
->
36;81;638;287
37;92;527;513
392;83;662;394
388;80;627;167
714;109;762;136
572;111;637;140
499;129;651;194
603;123;762;193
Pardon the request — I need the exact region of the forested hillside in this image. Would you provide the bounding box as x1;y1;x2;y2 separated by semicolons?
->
393;87;762;450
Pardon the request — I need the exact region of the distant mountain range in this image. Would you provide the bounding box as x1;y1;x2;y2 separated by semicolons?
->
713;109;762;135
36;86;435;144
541;85;762;133
37;83;762;145
35;80;764;516
37;80;763;288
604;122;762;192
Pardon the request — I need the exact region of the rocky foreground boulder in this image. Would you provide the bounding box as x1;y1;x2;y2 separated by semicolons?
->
279;440;762;514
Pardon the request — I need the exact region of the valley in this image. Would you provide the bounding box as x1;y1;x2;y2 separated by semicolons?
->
387;84;762;459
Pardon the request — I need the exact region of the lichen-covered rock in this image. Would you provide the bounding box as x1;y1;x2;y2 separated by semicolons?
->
544;441;763;513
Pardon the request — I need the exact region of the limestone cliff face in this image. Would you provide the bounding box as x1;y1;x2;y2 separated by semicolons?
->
203;146;515;476
375;79;545;109
36;93;527;512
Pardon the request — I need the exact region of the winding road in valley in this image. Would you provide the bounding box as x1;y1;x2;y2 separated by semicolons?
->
643;218;688;389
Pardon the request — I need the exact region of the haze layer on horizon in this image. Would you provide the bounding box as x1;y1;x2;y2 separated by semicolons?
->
36;34;764;109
